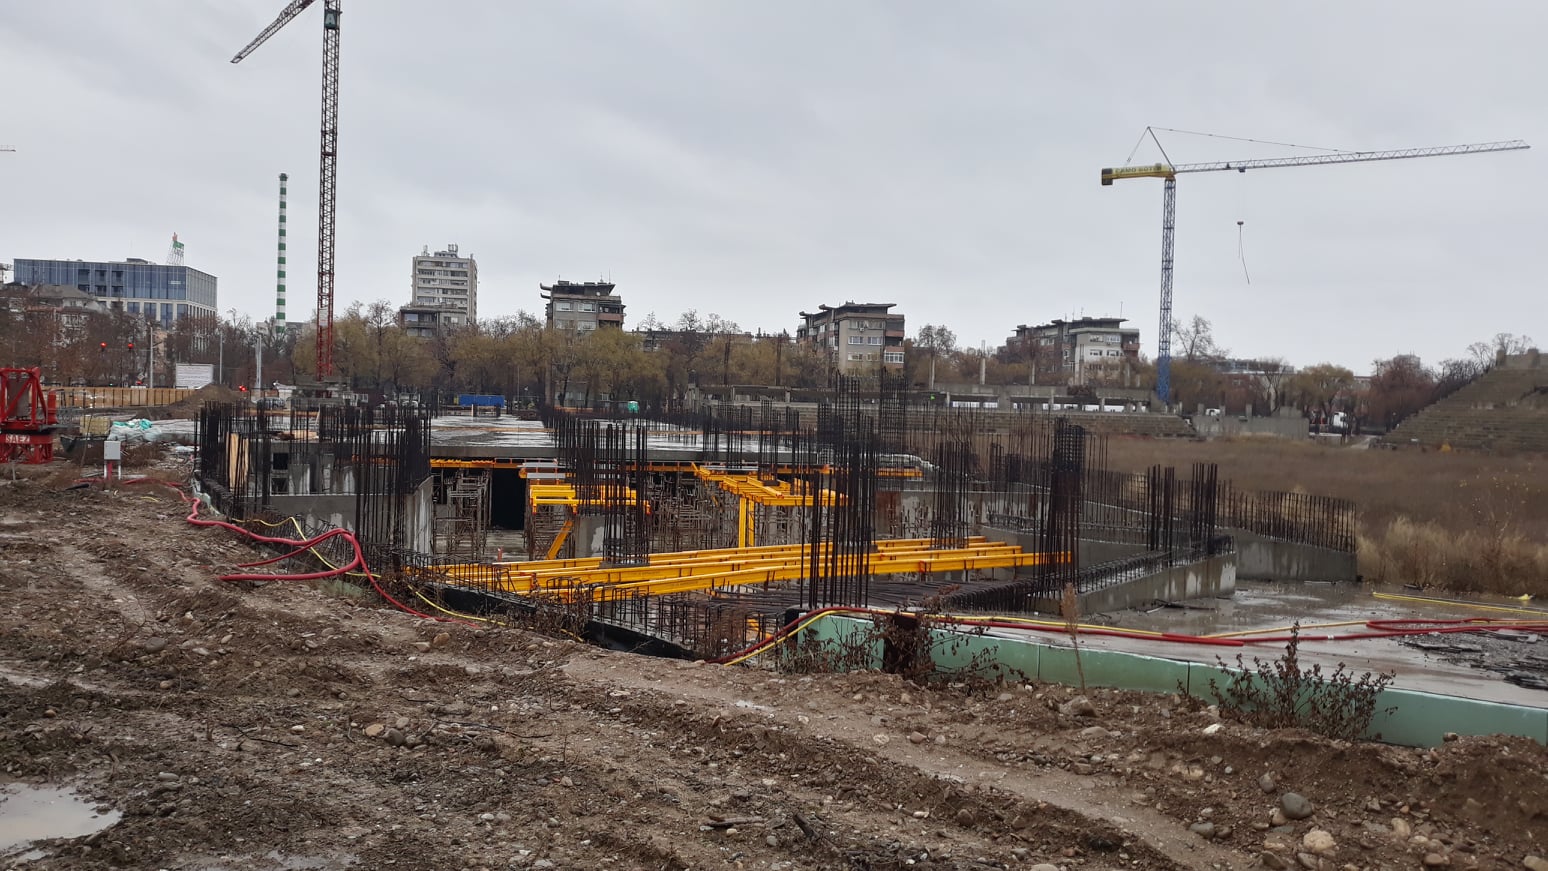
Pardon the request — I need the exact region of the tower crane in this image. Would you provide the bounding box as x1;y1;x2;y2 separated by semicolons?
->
232;0;342;380
1102;133;1530;406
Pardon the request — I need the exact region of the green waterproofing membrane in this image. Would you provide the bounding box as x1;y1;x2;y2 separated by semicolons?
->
805;617;1548;748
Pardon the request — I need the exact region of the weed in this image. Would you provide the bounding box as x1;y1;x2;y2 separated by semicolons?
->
1060;582;1087;693
1197;624;1396;741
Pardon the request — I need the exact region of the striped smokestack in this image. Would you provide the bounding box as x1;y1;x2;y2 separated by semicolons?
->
276;173;288;334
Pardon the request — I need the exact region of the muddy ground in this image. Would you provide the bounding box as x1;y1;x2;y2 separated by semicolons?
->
2;465;1546;871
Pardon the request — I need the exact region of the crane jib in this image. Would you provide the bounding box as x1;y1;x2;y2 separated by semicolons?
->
1100;164;1176;185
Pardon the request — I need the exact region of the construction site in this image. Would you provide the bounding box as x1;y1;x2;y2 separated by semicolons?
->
6;364;1548;869
184;374;1327;661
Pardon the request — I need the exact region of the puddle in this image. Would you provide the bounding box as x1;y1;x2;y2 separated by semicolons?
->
0;784;120;855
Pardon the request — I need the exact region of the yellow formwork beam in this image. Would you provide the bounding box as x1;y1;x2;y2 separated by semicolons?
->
429;539;1065;601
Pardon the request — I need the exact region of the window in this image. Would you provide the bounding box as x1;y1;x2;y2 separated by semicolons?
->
884;351;904;364
556;301;572;311
867;336;882;345
580;302;595;312
1108;350;1120;356
578;321;596;331
849;336;864;344
848;353;864;361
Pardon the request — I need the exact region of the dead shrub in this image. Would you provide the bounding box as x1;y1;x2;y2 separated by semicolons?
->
1198;624;1396;742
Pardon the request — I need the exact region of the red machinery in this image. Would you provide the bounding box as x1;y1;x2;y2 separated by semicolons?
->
0;368;58;464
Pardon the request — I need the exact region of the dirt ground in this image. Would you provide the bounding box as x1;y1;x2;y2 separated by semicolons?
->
2;464;1547;870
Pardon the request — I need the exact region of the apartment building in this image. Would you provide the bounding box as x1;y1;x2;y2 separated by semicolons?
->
409;244;477;325
541;280;625;331
1009;317;1140;385
796;302;905;375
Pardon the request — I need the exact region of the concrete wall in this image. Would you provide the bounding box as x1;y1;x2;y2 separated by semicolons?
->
265;476;435;553
1233;531;1357;582
1193;414;1308;440
1044;553;1236;614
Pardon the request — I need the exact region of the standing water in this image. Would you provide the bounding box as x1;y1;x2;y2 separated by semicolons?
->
0;783;120;857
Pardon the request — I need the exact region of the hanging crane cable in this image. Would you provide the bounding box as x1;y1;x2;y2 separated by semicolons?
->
1236;172;1251;284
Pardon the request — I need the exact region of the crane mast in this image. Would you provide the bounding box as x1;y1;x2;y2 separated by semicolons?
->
1102;136;1530;407
232;0;342;380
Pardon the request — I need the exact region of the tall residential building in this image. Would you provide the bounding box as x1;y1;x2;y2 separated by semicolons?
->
1008;316;1140;385
796;301;906;375
410;244;477;325
11;257;217;327
541;280;625;332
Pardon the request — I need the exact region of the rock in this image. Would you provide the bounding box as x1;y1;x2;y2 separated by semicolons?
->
1301;829;1336;855
1391;818;1412;839
1364;798;1382;812
156;772;178;782
1257;852;1288;870
43;708;56;718
432;631;451;648
1030;865;1060;871
1189;821;1217;839
1259;773;1277;793
290;725;305;734
1442;731;1459;742
954;808;975;827
907;731;928;744
1202;722;1223;735
413;641;432;653
1422;853;1449;867
1009;847;1029;860
1270;808;1289;827
364;723;385;738
872;733;890;745
158;680;173;690
1280;792;1315;821
1059;696;1097;717
1524;857;1548;871
765;835;779;847
142;637;169;654
385;728;407;747
1079;726;1110;739
1295;853;1320;870
238;739;260;753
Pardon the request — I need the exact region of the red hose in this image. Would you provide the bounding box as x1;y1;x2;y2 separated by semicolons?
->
709;606;1548;665
97;476;474;627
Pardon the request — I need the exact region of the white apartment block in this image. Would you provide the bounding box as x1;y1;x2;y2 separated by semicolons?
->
410;244;477;325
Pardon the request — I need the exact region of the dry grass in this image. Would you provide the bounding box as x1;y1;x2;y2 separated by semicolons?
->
1104;437;1548;596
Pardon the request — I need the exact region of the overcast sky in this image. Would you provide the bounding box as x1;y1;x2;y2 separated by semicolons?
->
3;1;1543;372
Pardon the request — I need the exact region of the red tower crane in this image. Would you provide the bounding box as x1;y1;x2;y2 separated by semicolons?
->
232;0;342;380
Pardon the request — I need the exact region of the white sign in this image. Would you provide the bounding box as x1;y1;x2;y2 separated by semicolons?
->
174;363;215;390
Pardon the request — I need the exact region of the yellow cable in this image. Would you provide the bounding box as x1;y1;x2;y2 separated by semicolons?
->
1372;592;1547;617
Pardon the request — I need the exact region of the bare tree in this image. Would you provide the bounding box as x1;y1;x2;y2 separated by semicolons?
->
1173;315;1228;362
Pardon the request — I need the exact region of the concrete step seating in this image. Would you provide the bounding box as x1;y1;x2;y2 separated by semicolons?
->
1383;354;1548;453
